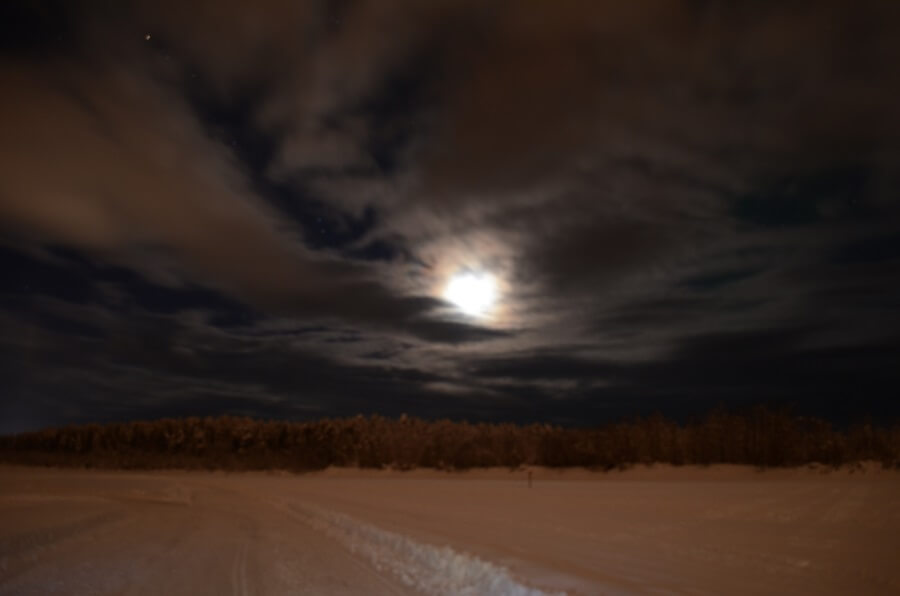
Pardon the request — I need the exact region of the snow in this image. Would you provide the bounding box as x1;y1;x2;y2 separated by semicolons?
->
1;464;899;595
280;502;559;595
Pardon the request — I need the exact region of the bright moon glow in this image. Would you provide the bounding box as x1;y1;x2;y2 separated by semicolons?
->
444;272;497;317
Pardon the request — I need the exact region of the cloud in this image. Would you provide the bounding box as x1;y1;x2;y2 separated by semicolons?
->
0;60;310;295
1;1;899;426
0;52;504;343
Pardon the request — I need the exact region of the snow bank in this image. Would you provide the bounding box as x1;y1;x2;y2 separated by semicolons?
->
285;503;563;596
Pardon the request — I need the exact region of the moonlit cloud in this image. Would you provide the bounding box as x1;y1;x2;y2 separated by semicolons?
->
1;0;899;430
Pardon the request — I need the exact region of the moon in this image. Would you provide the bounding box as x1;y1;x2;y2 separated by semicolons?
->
443;271;497;317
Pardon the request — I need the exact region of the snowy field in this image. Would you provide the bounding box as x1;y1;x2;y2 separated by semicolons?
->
1;465;899;595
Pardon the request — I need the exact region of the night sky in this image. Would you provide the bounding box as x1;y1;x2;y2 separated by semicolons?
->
2;1;899;433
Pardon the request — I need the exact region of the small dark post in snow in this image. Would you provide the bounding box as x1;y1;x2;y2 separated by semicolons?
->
528;470;532;488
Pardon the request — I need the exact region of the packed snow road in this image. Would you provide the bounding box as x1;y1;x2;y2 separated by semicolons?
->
1;465;898;595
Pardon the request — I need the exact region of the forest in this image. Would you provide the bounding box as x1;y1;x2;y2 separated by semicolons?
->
2;407;898;471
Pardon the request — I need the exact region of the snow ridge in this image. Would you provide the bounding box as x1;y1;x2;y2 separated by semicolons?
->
288;504;564;596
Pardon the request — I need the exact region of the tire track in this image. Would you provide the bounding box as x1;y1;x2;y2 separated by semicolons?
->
265;498;412;596
231;539;250;596
0;509;134;590
274;499;563;596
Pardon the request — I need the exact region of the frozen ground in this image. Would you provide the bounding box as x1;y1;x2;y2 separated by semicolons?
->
1;464;899;595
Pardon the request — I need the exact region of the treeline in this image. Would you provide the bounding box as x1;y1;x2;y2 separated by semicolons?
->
1;408;899;471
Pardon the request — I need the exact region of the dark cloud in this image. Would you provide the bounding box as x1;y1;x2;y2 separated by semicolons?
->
465;327;900;421
1;1;899;430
